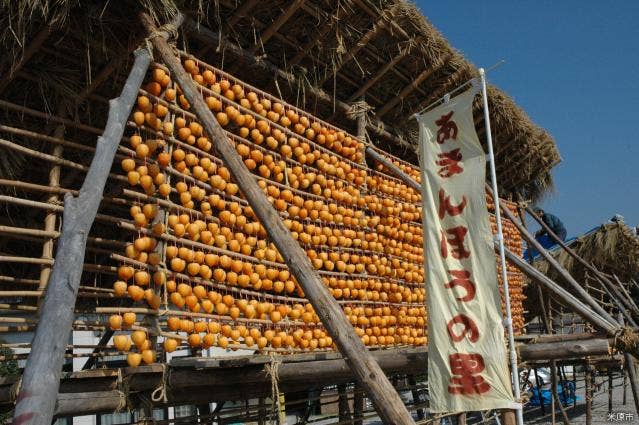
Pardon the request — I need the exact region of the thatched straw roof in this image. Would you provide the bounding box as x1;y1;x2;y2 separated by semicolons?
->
534;222;639;284
0;0;560;200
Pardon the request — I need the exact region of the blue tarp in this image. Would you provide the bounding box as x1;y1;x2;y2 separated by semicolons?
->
529;381;579;407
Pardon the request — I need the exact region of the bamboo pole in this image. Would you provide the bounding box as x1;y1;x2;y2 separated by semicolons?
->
38;123;65;301
140;13;414;424
364;146;421;192
12;47;152;425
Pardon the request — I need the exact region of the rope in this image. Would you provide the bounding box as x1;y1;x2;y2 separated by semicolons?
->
614;326;638;353
145;21;181;60
9;376;21;402
115;368;130;412
264;354;282;423
151;363;170;403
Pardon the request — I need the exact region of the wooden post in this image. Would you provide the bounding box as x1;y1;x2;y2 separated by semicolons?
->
258;397;266;425
457;412;467;425
630;361;639;414
585;364;593;425
38;136;64;300
501;409;516;425
608;370;614;414
353;383;364;425
408;375;425;420
623;369;628;405
533;367;546;415
619;313;639;413
11;47;151;425
337;384;351;422
140;13;415;425
550;360;571;425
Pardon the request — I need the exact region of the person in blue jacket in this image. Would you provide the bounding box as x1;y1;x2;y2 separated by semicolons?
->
533;207;567;241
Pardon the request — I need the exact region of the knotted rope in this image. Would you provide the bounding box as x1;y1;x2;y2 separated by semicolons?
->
144;18;181;60
614;326;638;354
9;376;21;402
264;354;282;423
151;363;170;403
115;368;130;412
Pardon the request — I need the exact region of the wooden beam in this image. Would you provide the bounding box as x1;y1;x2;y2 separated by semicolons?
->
81;330;114;370
0;25;52;94
250;0;305;54
288;2;350;66
317;11;389;86
228;0;260;27
11;47;152;425
348;41;413;102
298;1;431;103
406;59;468;118
365;147;420;192
141;13;415;425
376;60;445;118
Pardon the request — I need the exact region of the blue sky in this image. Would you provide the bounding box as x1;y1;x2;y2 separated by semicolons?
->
416;1;639;237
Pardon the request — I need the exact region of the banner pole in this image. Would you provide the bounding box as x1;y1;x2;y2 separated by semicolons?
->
478;67;523;425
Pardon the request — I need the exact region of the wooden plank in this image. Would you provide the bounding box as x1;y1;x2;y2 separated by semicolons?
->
347;41;414;102
0;25;52;94
140;13;415;425
376;63;444;118
250;0;305;54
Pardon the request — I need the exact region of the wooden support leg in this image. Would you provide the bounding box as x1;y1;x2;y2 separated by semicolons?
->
353;383;364;425
585;364;593;425
140;13;415;425
625;355;639;413
551;360;571;425
197;403;211;424
408;375;425;420
533;367;546;415
501;409;516;425
624;369;628;405
609;370;614;414
12;47;152;425
457;412;467;425
337;384;352;423
258;398;266;425
38;139;63;303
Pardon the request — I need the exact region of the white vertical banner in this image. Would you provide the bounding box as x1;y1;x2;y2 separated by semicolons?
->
417;85;517;413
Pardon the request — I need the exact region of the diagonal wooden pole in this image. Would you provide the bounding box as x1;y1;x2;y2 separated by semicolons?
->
140;12;415;425
12;47;151;425
527;207;639;321
487;185;619;328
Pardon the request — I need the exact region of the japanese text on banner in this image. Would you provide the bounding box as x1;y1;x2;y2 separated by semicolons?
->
417;86;516;413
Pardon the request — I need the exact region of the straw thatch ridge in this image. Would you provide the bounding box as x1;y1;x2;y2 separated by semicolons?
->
0;0;561;200
534;222;639;283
